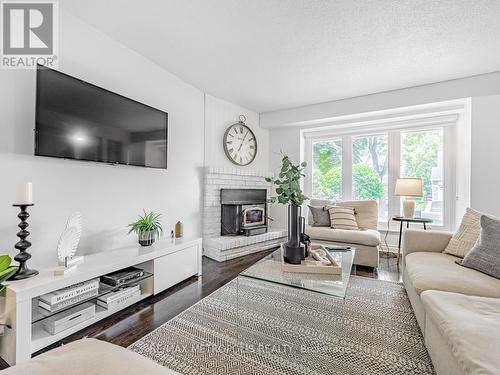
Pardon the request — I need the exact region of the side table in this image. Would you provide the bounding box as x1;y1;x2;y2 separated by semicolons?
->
392;216;433;260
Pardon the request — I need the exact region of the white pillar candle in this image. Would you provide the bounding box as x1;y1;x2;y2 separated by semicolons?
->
15;182;33;205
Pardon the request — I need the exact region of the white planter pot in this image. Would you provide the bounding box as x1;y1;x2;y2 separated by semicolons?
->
138;231;156;246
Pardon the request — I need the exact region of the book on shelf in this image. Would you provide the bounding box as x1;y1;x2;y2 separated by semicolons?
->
39;278;99;305
97;288;141;310
100;267;145;287
97;285;140;305
38;289;99;312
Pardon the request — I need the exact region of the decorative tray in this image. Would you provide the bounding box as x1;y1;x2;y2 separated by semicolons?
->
280;244;341;275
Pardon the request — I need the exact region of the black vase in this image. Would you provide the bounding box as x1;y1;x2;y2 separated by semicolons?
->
299;216;309;259
283;204;305;264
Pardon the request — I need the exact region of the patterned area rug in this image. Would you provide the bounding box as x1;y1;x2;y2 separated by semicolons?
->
129;276;435;375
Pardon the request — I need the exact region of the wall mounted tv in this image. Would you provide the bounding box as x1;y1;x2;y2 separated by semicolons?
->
35;66;168;169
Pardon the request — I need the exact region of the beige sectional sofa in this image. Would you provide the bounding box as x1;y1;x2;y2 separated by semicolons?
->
306;199;381;268
403;229;500;375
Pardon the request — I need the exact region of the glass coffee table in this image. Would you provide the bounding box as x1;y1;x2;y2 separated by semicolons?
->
239;246;355;298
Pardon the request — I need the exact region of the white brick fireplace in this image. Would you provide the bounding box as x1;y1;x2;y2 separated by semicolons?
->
202;166;287;261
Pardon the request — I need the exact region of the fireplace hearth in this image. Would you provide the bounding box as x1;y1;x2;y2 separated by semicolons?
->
221;189;268;236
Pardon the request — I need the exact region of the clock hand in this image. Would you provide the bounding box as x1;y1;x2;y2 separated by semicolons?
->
238;131;249;152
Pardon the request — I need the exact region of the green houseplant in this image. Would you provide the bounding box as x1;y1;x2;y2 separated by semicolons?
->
128;210;164;246
266;154;307;264
0;255;18;294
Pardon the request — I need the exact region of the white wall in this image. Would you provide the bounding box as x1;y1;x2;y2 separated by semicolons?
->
204;94;268;170
0;10;263;269
266;73;500;231
471;95;500;216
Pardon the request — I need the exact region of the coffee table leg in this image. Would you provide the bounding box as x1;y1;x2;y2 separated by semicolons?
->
423;223;427;230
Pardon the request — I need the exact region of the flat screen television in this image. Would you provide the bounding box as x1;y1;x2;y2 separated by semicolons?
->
35;66;168;169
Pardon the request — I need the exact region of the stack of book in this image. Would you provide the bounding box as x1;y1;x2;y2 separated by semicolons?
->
38;278;99;312
97;285;141;310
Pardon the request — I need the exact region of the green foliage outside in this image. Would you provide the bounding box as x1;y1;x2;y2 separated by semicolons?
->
353;164;385;200
320;165;342;199
401;131;442;210
313;140;342;199
318;164;384;200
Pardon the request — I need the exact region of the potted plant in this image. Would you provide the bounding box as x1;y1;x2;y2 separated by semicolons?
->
266;154;307;264
0;255;17;295
0;255;18;330
128;210;164;246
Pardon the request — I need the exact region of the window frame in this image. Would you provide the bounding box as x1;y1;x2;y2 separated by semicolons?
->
304;124;455;231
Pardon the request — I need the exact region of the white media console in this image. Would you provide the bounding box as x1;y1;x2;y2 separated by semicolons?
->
0;237;202;365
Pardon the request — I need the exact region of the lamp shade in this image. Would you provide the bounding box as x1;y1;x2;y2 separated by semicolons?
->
395;178;423;197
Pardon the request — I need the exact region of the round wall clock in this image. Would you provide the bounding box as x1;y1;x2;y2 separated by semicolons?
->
223;115;257;166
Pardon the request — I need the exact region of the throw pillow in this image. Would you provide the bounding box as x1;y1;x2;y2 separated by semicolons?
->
443;208;482;258
328;206;359;230
308;205;331;227
457;215;500;279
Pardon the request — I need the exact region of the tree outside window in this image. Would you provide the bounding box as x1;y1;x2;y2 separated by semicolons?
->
401;129;443;224
352;135;388;220
312;140;342;200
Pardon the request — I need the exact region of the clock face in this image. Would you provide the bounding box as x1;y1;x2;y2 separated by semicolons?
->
223;123;257;166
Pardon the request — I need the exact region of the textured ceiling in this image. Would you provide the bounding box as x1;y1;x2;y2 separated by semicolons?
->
61;0;500;113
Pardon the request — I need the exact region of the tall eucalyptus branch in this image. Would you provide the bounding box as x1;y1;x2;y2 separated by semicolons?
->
265;154;308;206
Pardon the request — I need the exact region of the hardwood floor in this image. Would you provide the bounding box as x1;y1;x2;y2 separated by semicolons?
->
0;249;401;370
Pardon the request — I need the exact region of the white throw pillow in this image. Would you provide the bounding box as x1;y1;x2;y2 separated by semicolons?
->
328;206;359;231
443;208;482;258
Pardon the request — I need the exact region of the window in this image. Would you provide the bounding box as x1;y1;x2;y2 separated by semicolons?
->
352;135;388;221
307;126;452;228
312;139;342;200
401;129;444;225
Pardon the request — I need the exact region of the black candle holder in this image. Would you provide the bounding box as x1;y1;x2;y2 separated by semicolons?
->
10;204;38;280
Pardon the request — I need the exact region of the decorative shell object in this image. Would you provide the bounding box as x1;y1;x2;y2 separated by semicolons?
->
66;212;82;233
57;212;82;262
56;227;80;262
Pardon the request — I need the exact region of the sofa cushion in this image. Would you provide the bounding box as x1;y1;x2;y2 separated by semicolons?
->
459;215;500;279
308;199;333;223
443;207;482;258
2;338;179;375
305;226;380;246
328;206;359;230
421;290;500;375
405;252;500;298
337;200;378;230
308;205;331;226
